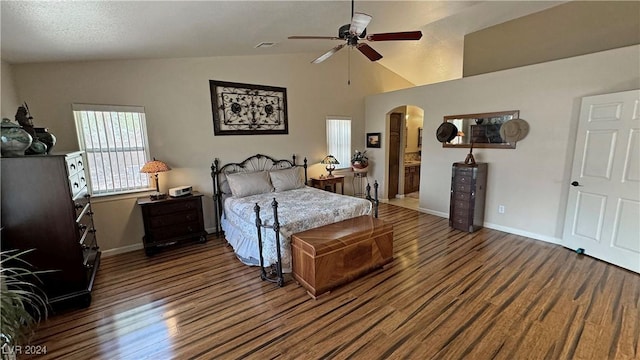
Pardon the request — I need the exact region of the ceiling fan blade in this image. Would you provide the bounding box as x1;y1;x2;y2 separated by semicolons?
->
367;31;423;41
312;44;346;64
350;12;372;36
356;43;383;62
288;36;341;40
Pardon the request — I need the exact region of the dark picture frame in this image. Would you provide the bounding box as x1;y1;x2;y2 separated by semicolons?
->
366;132;381;148
210;80;288;135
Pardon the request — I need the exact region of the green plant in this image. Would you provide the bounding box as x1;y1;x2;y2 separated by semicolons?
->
1;249;48;354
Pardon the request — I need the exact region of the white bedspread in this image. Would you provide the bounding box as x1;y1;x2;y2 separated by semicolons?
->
221;186;372;272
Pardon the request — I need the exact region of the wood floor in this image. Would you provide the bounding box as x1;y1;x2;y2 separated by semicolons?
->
27;203;639;359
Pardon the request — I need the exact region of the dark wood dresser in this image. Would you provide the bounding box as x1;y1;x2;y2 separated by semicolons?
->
137;192;207;256
449;162;488;232
1;151;100;309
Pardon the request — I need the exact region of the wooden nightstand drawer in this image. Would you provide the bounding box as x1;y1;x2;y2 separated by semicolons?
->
148;210;200;229
147;198;199;216
148;221;203;242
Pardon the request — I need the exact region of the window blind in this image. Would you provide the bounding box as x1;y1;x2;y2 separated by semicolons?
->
73;104;151;195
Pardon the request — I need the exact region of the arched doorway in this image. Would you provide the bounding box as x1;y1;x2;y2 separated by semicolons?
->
386;105;424;210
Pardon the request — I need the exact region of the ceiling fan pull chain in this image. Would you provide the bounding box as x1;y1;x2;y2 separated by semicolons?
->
348;48;351;85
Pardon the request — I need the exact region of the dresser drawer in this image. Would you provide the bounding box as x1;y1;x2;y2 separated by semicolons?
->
69;173;87;198
452;206;470;218
66;154;85;177
80;228;97;249
453;183;475;193
148;210;200;229
454;167;474;176
148;222;203;241
147;199;200;216
77;213;93;238
454;175;473;185
453;199;471;210
451;216;471;230
74;196;90;218
452;191;472;201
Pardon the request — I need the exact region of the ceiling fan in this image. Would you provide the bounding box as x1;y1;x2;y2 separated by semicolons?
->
288;0;423;64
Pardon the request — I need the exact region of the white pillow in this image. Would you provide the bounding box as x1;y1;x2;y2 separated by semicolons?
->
226;171;274;198
269;167;305;192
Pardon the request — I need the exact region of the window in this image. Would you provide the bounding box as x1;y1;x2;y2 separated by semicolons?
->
73;104;151;195
326;117;351;169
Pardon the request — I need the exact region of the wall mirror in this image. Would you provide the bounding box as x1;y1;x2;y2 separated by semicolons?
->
442;110;519;149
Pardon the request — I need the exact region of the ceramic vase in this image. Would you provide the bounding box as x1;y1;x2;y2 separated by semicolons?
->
351;161;368;173
34;127;56;154
25;139;47;155
1;118;33;156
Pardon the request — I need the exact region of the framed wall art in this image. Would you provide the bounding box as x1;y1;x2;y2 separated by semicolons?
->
210;80;288;135
366;132;381;148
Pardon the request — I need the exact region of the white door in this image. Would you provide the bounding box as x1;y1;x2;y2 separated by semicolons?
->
563;89;640;273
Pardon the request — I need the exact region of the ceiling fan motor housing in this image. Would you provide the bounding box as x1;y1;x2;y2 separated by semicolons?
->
338;24;366;39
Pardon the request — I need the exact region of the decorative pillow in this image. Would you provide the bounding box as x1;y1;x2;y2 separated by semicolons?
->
226;171;274;198
269;167;305;192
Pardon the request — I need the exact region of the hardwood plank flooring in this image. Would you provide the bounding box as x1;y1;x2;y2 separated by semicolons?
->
24;203;639;359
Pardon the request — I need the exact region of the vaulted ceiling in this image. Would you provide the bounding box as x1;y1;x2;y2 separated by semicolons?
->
1;1;564;85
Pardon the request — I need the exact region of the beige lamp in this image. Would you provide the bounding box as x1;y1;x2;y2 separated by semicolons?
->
140;158;171;199
321;155;339;178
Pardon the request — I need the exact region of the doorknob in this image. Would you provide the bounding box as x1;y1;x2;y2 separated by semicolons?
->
571;181;582;187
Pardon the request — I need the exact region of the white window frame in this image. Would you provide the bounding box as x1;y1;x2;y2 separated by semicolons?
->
73;104;153;196
326;116;352;170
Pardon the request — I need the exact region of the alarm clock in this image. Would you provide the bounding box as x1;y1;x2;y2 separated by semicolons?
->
169;186;192;197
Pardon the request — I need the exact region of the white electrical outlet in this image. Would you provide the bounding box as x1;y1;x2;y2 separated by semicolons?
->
498;205;505;214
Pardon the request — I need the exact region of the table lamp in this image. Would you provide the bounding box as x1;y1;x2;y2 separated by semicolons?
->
140;158;171;200
321;155;339;178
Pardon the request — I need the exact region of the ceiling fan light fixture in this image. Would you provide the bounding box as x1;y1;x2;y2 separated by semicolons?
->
289;0;422;65
349;12;372;36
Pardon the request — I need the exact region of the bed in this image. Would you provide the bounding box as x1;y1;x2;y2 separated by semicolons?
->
211;154;379;285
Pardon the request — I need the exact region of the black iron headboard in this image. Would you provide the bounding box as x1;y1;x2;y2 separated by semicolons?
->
210;154;308;234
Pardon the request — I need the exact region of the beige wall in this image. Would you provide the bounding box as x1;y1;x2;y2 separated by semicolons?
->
365;45;640;244
463;1;640;77
1;60;20;120
10;52;412;253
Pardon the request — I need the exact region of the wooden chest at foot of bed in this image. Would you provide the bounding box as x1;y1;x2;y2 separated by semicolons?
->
291;215;393;298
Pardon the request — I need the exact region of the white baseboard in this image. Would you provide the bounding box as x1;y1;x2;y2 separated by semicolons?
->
420;208;448;217
102;243;144;257
482;222;562;245
206;226;217;234
417;208;561;245
102;230;218;257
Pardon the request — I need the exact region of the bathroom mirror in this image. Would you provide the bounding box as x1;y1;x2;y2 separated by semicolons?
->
442;110;519;149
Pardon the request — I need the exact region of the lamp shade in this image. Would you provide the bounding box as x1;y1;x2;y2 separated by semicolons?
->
320;155;340;165
140;158;171;174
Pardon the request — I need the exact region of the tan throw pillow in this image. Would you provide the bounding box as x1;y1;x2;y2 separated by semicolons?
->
226;171;274;198
269;167;305;192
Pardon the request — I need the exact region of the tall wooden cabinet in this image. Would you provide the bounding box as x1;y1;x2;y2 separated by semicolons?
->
1;151;100;309
449;162;488;232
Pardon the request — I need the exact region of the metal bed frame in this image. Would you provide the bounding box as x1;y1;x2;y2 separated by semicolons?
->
211;153;379;287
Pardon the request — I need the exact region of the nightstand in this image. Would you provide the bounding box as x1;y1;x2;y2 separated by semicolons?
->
311;176;345;194
137;192;207;256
